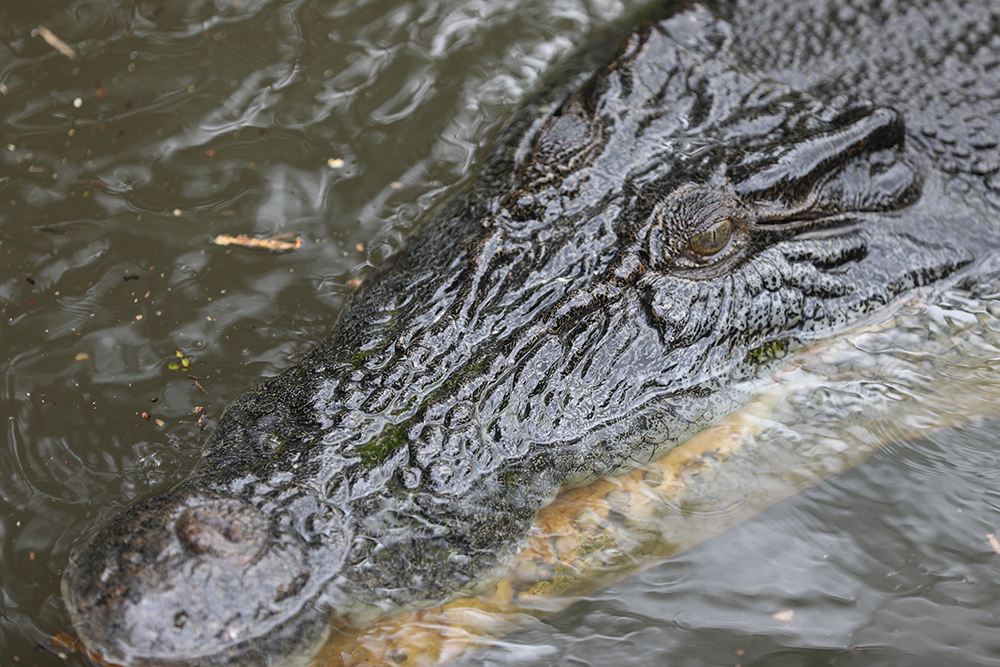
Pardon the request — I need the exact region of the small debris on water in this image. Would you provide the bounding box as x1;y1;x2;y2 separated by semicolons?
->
36;26;76;59
213;233;302;253
141;412;150;420
168;350;191;371
154;419;165;426
48;631;83;658
988;533;1000;555
772;610;794;622
194;406;207;427
74;353;88;361
328;158;344;168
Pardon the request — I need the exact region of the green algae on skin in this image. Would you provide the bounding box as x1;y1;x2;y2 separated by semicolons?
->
356;422;409;467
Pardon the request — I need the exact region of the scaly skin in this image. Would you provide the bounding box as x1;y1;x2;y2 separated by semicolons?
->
63;2;1000;666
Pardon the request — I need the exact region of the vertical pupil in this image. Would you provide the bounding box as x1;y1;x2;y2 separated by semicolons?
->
688;217;732;256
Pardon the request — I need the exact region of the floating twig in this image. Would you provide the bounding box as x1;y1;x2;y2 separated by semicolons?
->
189;376;209;395
212;234;302;253
36;26;76;59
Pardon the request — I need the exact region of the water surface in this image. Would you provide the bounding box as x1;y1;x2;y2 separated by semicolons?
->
2;1;1000;665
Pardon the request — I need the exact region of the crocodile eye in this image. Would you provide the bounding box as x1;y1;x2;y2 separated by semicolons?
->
687;217;732;257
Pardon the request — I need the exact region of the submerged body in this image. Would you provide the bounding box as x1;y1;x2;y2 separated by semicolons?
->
63;1;1000;665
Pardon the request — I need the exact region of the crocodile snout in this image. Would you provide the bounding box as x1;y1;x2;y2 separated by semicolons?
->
63;492;335;667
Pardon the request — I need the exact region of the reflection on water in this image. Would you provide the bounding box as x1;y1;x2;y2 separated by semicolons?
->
2;0;1000;665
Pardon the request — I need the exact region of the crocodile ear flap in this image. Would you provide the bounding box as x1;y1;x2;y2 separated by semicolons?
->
527;4;737;175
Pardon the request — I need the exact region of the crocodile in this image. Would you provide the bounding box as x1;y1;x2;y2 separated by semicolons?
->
62;1;1000;666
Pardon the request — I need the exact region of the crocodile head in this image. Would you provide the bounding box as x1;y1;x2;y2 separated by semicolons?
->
63;4;985;666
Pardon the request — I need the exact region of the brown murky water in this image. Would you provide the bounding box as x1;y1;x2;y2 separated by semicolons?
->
3;1;1000;665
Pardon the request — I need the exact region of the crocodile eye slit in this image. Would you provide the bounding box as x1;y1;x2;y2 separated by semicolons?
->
687;217;733;258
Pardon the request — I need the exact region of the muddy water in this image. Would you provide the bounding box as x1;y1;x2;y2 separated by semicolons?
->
2;1;1000;666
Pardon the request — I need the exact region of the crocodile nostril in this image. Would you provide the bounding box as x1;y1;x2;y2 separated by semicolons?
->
175;501;268;564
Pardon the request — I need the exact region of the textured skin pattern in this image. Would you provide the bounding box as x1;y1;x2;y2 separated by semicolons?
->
728;0;1000;202
63;2;1000;666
